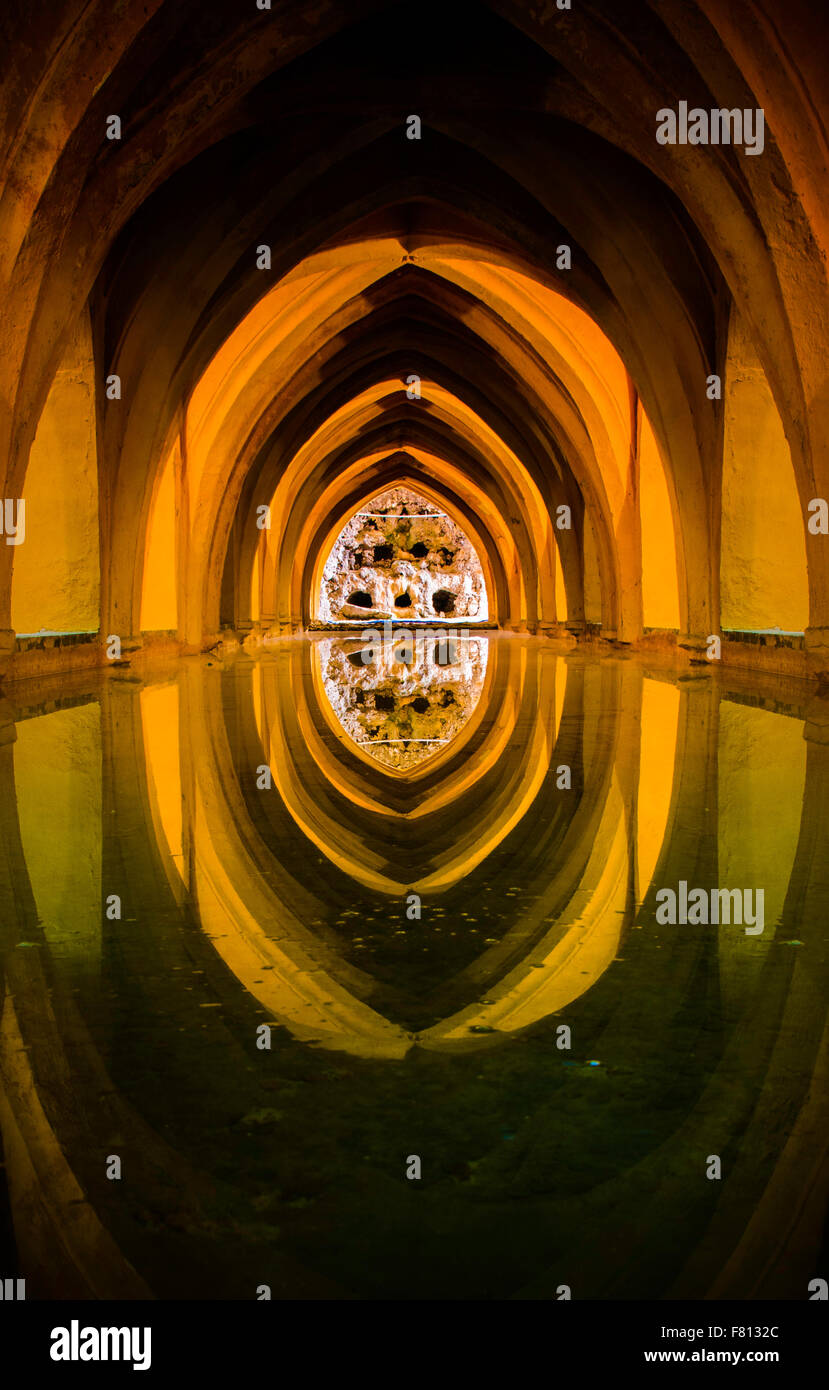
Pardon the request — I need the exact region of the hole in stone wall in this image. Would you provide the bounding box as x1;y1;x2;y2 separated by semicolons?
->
346;591;374;608
432;589;456;615
410;542;429;558
394;592;412;608
373;544;394;562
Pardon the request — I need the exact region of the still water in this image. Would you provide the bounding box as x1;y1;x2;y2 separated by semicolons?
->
0;634;827;1299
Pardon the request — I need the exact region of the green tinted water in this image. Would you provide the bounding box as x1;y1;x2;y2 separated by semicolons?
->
0;637;826;1299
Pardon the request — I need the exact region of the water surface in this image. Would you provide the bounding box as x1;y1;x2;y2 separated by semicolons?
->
0;635;826;1299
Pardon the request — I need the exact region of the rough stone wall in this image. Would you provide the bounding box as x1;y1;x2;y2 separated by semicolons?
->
319;487;488;624
318;632;488;770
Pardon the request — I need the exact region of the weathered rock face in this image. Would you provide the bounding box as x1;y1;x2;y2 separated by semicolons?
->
317;632;488;771
319;487;488;625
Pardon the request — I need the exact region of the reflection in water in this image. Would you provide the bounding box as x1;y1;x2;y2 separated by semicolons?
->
0;636;827;1300
316;632;488;770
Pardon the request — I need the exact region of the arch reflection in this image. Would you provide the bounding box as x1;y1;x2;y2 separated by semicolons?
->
0;640;826;1302
315;631;488;771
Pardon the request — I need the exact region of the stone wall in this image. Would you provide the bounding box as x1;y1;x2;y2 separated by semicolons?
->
319;487;488;624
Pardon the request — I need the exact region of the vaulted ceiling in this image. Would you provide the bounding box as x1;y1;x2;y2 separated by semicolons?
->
1;0;827;671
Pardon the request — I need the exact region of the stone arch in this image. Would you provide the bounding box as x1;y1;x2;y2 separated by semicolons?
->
0;1;827;681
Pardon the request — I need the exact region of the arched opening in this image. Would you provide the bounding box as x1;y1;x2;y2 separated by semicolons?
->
315;486;490;625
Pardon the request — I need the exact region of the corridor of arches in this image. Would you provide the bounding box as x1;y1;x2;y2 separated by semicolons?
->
0;0;827;1305
3;0;827;676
